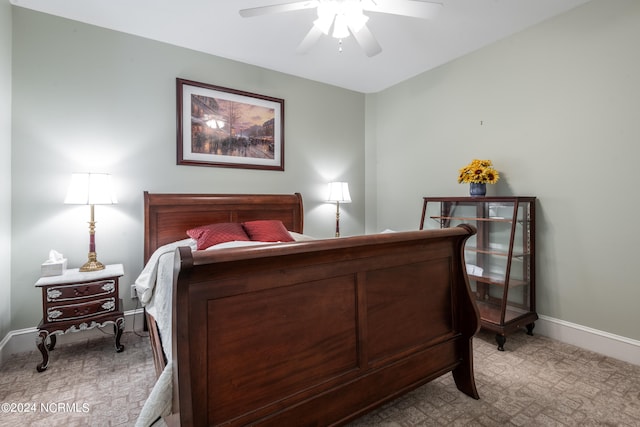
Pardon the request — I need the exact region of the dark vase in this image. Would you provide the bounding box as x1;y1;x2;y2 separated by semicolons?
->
469;183;487;197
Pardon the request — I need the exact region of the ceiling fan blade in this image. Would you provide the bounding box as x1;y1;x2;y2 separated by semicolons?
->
239;1;318;18
350;24;382;57
362;0;442;19
296;25;324;54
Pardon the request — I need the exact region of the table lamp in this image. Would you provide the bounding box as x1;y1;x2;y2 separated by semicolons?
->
64;173;117;271
327;181;351;237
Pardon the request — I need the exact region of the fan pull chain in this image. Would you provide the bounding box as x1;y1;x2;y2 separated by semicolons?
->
338;39;343;53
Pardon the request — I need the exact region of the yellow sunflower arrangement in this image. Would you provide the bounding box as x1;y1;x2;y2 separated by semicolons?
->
458;159;500;184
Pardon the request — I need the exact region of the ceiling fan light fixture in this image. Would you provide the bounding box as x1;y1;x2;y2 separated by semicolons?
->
314;1;338;35
332;14;350;39
242;0;435;57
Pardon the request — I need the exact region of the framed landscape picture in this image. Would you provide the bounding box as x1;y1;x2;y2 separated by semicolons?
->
177;78;284;171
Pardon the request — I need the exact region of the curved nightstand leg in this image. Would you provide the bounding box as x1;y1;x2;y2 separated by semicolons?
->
36;330;50;372
526;322;535;336
114;318;125;352
47;334;57;351
495;334;506;352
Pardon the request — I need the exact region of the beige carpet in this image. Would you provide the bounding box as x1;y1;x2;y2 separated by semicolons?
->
0;331;155;426
0;329;638;426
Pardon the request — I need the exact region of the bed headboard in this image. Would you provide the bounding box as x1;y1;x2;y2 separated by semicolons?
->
144;192;304;262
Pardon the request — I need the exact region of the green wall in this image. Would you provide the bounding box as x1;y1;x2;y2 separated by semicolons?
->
0;0;12;340
367;0;640;340
10;7;365;330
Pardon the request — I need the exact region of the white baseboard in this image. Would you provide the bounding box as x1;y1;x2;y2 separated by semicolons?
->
535;315;640;366
0;308;146;367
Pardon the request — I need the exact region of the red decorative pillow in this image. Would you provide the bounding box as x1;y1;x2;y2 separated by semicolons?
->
186;222;250;250
242;220;294;242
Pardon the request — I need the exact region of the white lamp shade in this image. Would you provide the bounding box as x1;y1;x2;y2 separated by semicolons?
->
327;182;351;203
64;173;118;205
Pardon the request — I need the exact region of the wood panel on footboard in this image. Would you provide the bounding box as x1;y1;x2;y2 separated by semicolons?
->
168;224;480;426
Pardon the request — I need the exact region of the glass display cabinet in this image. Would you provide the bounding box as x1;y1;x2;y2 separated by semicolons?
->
420;196;537;351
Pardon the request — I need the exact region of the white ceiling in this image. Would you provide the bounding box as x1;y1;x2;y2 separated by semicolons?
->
10;0;591;93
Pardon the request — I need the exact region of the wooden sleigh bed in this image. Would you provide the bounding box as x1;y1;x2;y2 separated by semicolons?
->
142;192;480;426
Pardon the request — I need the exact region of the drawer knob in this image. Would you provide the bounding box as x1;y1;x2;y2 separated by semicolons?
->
74;287;91;297
73;307;91;316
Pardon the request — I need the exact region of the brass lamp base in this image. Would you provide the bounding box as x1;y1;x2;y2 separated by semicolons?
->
79;252;105;272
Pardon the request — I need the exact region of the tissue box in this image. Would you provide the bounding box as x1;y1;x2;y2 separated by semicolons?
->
41;259;67;277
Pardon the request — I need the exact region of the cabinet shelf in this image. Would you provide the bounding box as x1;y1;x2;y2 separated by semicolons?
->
420;196;537;351
430;215;513;223
468;274;528;288
465;247;530;258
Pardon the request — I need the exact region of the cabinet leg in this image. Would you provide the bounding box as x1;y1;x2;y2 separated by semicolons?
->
495;334;506;352
114;318;125;353
36;330;50;372
526;322;535;336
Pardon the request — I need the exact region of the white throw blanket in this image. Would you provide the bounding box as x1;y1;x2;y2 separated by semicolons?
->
134;238;194;306
134;239;195;427
135;362;172;427
134;238;195;361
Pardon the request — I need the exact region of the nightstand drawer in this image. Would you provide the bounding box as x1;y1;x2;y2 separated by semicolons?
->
45;279;117;302
46;296;118;322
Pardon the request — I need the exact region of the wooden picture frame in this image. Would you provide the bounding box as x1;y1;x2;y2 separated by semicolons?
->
177;78;284;171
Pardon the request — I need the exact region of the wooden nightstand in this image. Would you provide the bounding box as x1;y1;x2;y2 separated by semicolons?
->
34;263;125;372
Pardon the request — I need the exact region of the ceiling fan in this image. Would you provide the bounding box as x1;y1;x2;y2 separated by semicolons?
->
239;0;442;57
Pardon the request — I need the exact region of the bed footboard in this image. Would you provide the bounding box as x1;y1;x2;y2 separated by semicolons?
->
171;225;479;426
